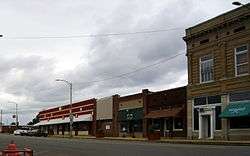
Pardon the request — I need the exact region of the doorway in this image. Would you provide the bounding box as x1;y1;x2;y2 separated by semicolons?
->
201;115;211;138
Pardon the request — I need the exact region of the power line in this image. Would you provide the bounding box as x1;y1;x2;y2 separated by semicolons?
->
1;27;184;39
78;51;185;85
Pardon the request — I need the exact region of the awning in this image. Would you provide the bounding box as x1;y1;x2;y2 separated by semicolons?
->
220;101;250;118
145;107;183;119
34;114;92;126
118;107;143;121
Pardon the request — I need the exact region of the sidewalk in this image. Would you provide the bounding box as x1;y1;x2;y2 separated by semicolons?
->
49;135;250;146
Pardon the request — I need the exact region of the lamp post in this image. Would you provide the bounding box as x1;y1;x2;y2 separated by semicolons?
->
8;101;18;129
232;1;250;10
56;79;73;138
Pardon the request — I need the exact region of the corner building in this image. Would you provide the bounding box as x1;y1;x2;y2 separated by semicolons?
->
183;4;250;140
35;99;96;136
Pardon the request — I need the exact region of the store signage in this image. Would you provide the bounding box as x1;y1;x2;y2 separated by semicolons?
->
229;107;246;114
126;114;134;120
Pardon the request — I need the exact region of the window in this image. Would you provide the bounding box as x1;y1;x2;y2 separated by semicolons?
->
194;97;206;106
230;91;250;102
235;45;249;76
193;95;221;131
193;108;199;130
133;120;143;132
215;106;221;130
230;117;250;129
120;122;128;132
200;55;214;83
173;118;183;130
194;95;221;106
208;95;221;104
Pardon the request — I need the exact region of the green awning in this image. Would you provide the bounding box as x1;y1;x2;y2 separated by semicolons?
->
220;101;250;118
118;108;143;121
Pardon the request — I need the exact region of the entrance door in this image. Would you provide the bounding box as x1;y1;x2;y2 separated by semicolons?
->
201;115;211;139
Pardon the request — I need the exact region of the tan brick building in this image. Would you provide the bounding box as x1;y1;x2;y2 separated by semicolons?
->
183;4;250;140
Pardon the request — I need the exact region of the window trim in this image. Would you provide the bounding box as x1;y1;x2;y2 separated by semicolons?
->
234;44;249;77
192;95;222;132
199;55;214;83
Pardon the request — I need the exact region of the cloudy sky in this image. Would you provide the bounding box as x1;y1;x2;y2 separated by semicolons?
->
0;0;247;124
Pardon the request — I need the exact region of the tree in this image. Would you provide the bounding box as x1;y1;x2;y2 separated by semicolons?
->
27;115;39;125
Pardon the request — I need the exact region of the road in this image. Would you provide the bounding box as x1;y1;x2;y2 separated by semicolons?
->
0;134;249;156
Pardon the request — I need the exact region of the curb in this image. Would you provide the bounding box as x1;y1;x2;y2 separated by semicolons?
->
48;136;250;146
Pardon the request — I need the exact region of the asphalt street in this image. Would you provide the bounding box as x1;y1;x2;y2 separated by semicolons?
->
0;134;249;156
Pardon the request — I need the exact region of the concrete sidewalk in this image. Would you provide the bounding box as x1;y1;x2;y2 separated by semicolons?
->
49;135;250;146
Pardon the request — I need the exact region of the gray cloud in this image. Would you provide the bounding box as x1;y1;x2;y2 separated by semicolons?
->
0;0;240;124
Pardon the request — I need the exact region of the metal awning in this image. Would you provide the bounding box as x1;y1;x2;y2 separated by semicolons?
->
34;114;92;126
144;107;183;119
220;101;250;118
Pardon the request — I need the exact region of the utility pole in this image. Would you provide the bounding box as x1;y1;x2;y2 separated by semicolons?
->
8;101;19;129
0;109;2;131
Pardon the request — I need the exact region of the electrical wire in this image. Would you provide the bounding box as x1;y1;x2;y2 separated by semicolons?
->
1;27;184;39
77;51;185;85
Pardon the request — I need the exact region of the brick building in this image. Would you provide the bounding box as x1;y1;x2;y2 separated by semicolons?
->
144;87;187;138
35;99;96;136
116;93;145;138
183;4;250;140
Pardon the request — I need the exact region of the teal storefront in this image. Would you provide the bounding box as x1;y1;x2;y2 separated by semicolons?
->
118;108;143;137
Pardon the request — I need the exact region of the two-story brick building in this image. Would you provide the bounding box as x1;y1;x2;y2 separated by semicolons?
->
183;4;250;140
144;87;187;138
35;99;96;136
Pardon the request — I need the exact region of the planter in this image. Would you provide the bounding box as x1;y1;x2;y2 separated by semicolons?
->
96;131;105;138
148;131;161;140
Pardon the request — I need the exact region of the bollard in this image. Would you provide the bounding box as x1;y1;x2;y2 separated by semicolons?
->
6;141;20;156
24;148;33;156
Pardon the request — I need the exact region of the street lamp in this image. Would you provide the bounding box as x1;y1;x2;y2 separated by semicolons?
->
56;79;73;138
8;101;18;129
232;1;250;10
232;1;242;6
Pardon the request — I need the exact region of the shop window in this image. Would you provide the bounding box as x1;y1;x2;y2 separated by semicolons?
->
133;120;143;132
230;91;250;102
235;45;249;76
120;122;128;132
215;106;221;130
173;118;183;130
193;108;199;130
200;54;214;83
230;117;250;129
152;119;161;130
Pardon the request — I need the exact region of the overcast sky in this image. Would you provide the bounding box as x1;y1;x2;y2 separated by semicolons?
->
0;0;247;124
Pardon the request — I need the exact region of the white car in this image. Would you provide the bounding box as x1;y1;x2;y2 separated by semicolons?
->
13;129;28;136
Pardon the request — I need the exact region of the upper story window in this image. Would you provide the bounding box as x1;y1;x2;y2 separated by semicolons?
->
200;55;214;83
235;45;249;76
230;90;250;102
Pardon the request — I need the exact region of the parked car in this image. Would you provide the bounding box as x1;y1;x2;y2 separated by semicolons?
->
13;129;28;136
27;129;48;137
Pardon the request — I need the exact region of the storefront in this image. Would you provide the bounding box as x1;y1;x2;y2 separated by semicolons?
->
220;91;250;140
96;95;119;137
192;95;222;139
117;93;144;137
144;87;187;138
118;107;143;137
35;99;96;136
